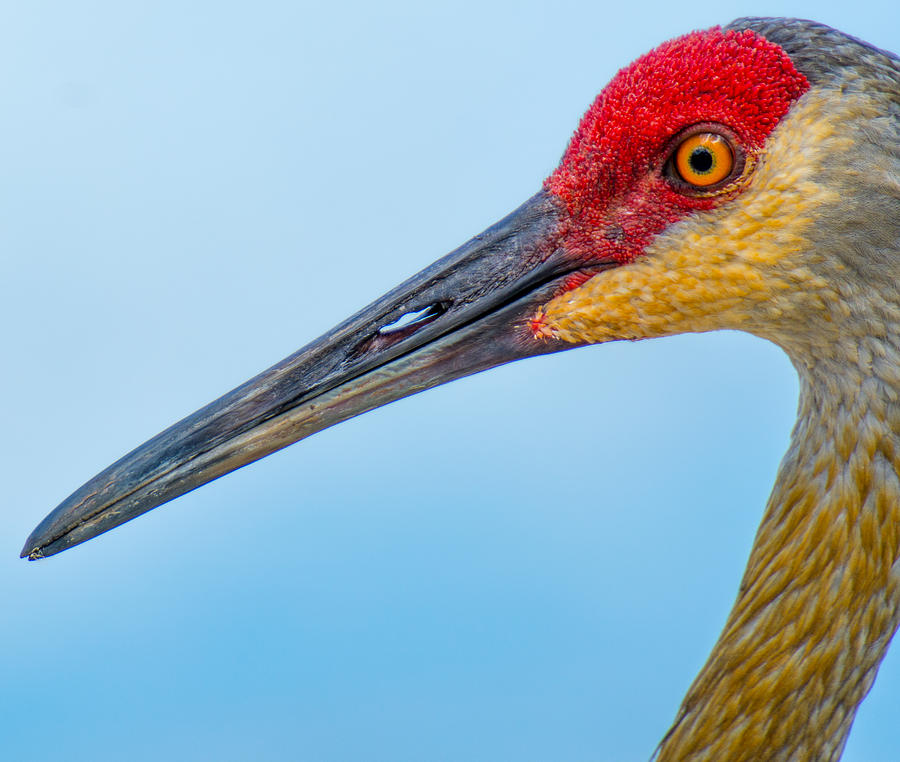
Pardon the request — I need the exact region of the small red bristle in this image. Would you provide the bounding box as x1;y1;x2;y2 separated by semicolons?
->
544;27;809;265
528;311;556;340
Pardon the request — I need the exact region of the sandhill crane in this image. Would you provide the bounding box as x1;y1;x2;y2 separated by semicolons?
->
22;17;900;761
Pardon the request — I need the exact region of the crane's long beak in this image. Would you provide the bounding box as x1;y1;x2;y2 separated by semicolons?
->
23;191;600;559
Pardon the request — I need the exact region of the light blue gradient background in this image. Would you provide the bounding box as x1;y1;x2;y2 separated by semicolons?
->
2;2;897;760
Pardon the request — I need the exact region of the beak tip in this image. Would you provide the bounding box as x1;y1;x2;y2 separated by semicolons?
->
20;539;42;561
21;525;53;560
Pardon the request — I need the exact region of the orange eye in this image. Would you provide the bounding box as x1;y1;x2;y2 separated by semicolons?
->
674;133;734;187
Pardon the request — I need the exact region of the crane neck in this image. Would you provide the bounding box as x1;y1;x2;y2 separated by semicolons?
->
657;334;900;761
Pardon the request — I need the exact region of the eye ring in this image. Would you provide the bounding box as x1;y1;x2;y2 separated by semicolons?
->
664;125;746;194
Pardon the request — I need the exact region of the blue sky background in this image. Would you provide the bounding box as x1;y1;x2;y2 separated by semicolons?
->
1;2;898;760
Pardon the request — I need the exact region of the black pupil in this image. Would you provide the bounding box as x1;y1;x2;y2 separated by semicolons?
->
689;147;714;173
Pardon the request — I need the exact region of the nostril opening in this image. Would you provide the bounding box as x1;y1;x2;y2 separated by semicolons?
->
352;301;451;358
378;302;448;336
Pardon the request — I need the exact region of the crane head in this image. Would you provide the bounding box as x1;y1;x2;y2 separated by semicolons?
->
535;24;812;343
22;18;899;558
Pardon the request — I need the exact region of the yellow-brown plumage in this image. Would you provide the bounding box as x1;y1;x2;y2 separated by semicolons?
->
537;53;900;759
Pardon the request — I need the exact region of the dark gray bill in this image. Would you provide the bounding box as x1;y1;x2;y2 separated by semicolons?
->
22;190;606;559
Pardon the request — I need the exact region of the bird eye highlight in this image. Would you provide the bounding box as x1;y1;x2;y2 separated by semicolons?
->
674;133;734;187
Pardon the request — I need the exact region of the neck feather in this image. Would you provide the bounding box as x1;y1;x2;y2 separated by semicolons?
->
657;337;900;761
